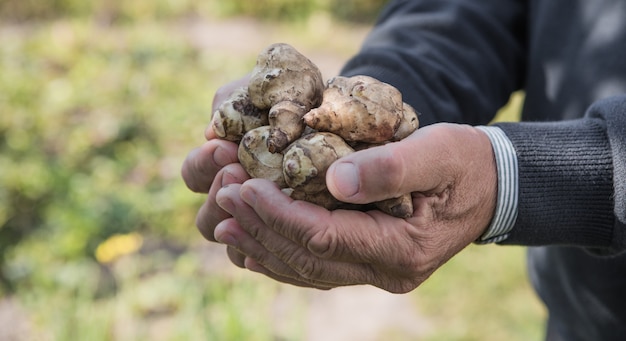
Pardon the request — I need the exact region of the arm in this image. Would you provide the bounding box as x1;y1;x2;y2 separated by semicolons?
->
496;96;626;253
341;0;527;125
344;0;626;253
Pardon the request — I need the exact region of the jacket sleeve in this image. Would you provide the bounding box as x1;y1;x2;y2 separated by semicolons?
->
340;0;527;126
495;96;626;253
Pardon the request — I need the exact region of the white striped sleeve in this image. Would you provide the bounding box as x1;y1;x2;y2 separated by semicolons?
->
475;126;519;244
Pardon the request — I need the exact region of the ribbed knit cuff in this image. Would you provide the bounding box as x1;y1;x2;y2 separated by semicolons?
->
475;126;519;244
494;119;614;248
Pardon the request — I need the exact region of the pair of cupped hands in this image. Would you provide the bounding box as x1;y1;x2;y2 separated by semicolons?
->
181;76;497;293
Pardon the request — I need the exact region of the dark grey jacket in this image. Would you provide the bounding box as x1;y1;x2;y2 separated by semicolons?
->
340;0;626;339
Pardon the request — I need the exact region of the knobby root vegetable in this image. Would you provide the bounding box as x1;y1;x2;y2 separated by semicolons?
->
248;43;325;152
375;194;414;219
282;132;354;195
212;87;269;142
238;126;287;188
267;101;308;153
212;43;421;218
303;75;419;143
393;102;420;141
288;188;342;211
282;132;414;216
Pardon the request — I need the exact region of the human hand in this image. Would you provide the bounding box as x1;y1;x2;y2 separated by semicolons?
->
181;75;251;265
213;123;497;293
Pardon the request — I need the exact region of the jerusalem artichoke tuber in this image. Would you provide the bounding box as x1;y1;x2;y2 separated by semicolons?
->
282;132;354;195
303;75;419;143
393;102;420;141
248;43;325;152
288;188;342;211
211;43;421;219
212;87;269;142
267;101;308;153
280;132;414;216
375;194;414;219
237;126;287;188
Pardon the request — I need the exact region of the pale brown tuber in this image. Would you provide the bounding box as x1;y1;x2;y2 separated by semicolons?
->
288;188;342;211
282;132;354;195
303;75;419;143
212;87;269;142
393;102;420;141
211;43;421;219
238;126;287;188
282;132;414;216
267;101;308;153
375;194;414;219
248;43;325;152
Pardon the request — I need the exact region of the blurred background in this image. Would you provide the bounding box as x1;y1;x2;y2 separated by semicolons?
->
0;0;541;340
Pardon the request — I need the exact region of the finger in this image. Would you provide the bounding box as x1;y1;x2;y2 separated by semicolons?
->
235;179;432;294
226;246;246;268
195;163;249;241
238;179;406;262
181;139;239;193
326;123;481;204
216;182;383;287
239;179;442;294
243;257;333;290
214;214;336;289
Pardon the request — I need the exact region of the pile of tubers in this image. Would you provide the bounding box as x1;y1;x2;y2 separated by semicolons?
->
212;43;419;218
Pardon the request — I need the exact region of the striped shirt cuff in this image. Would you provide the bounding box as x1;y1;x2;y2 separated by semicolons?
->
475;126;519;244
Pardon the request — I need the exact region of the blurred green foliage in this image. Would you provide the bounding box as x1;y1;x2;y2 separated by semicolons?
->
0;0;543;339
0;20;216;289
0;0;386;294
0;0;388;23
0;14;282;338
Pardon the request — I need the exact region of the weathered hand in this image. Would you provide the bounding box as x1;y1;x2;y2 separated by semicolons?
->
181;75;250;265
213;123;498;293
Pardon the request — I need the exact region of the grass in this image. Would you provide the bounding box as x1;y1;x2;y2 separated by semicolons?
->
0;9;544;341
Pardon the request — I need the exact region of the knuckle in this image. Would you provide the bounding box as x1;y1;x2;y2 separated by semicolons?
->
305;227;337;259
293;253;323;280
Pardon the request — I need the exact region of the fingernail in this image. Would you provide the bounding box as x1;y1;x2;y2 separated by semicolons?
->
332;162;360;197
213;146;230;167
214;223;237;247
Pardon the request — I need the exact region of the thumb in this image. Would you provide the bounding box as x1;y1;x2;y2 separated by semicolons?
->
326;124;474;204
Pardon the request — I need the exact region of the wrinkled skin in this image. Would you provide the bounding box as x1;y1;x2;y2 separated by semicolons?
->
181;77;497;293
